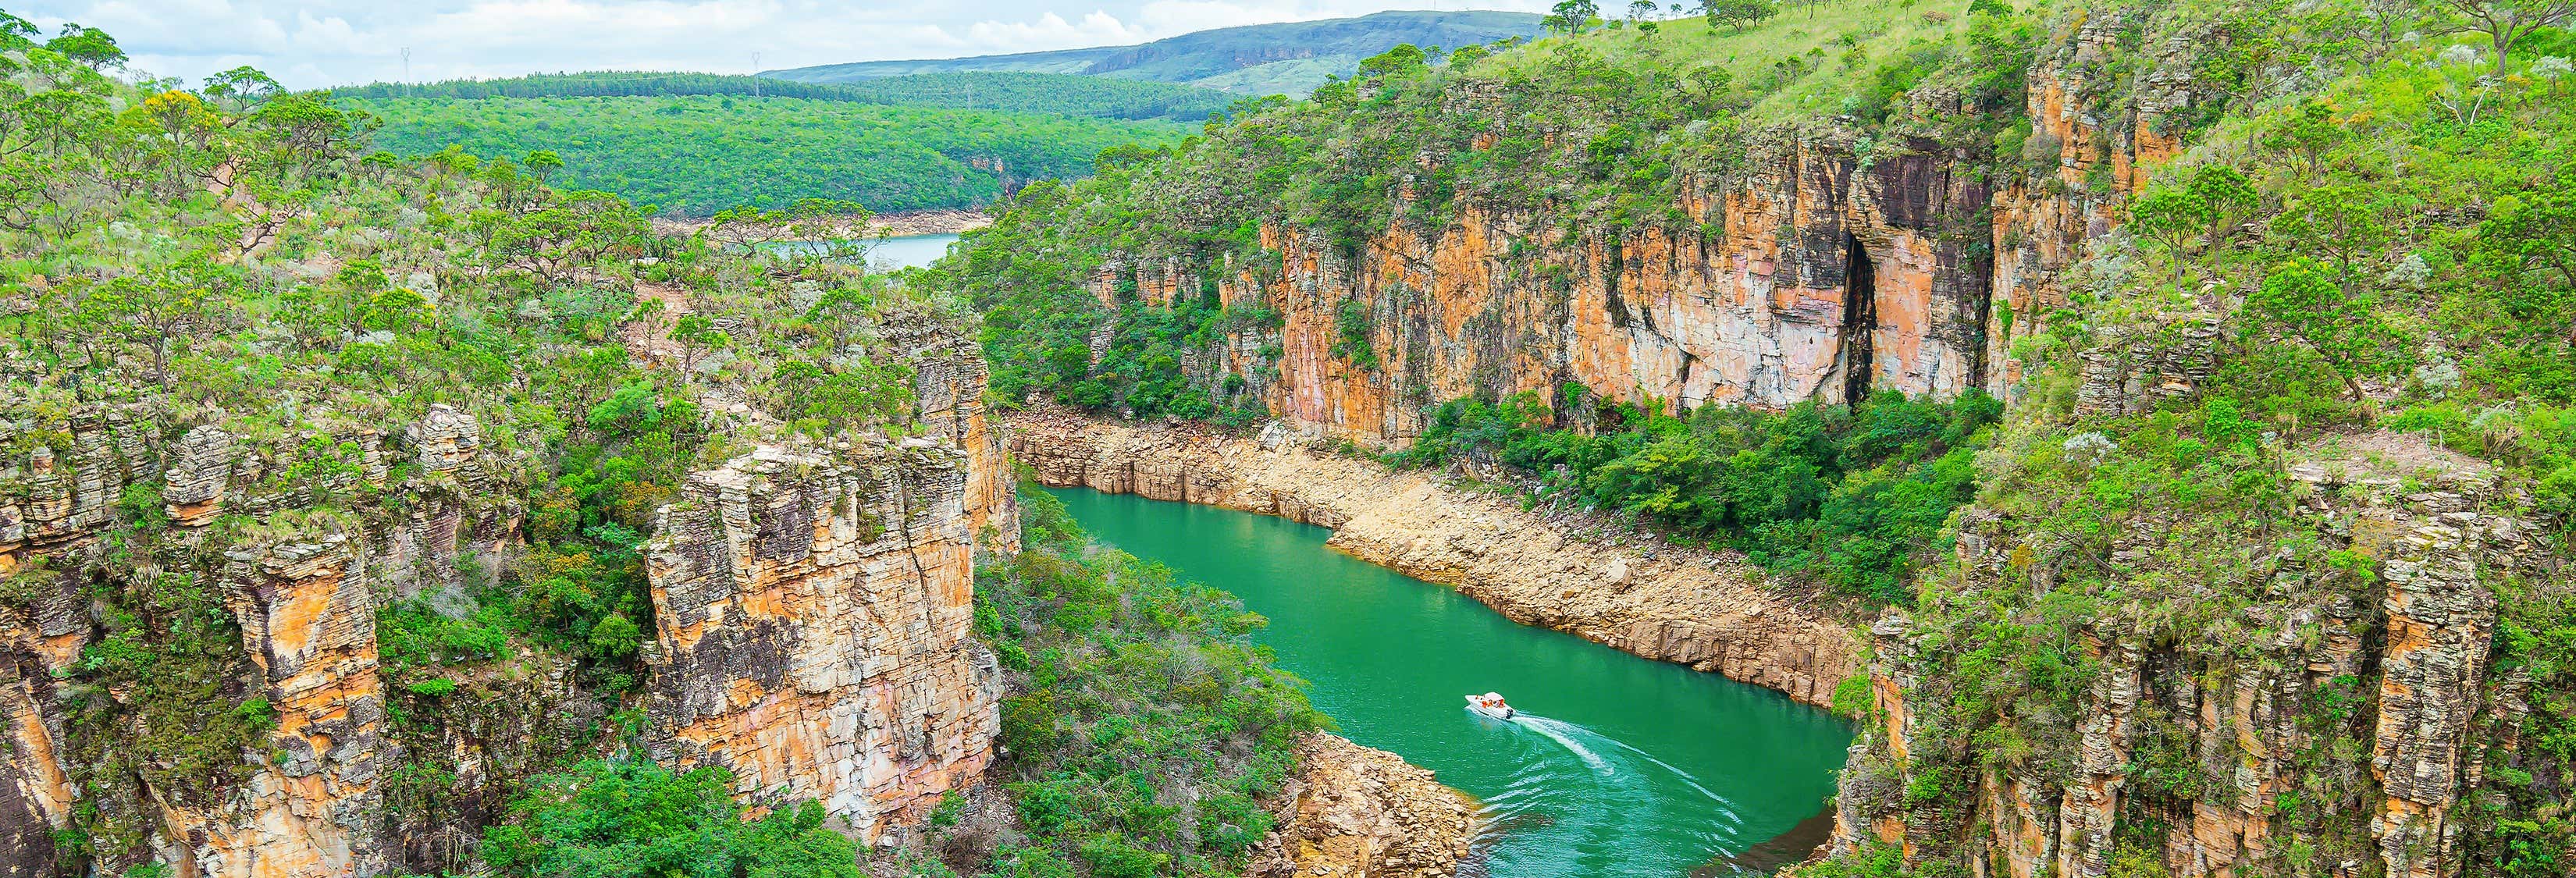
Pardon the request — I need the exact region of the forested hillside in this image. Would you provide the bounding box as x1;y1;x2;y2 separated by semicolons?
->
934;1;2576;875
348;93;1190;215
337;70;1236;121
768;9;1547;96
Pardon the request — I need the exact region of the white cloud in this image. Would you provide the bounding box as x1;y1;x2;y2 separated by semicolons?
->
8;0;1552;88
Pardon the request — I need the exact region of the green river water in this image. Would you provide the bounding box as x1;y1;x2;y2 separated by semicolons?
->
1042;488;1854;877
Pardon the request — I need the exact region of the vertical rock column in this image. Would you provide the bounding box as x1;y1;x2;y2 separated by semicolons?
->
186;539;387;878
645;440;998;841
2370;492;2500;878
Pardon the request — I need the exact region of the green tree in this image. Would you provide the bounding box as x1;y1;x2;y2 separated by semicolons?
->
2440;0;2576;74
1703;0;1781;32
672;314;733;375
199;67;281;112
1548;0;1602;34
2249;256;2393;402
45;23;125;69
2128;186;2211;286
2466;165;2576;345
0;11;37;49
523;149;564;185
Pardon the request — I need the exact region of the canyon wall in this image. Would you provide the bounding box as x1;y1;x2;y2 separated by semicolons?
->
1827;432;2549;878
0;334;1012;875
0;406;513;878
644;439;998;841
1005;408;1860;707
1076;15;2205;447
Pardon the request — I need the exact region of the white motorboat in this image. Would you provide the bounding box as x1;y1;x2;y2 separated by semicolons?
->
1465;691;1516;720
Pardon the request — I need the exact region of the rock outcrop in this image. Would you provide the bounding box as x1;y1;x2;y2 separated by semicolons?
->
1250;733;1482;878
0;406;510;878
1827;433;2549;878
0;324;1016;874
644;439;999;841
1065;13;2224;448
1006;409;1861;706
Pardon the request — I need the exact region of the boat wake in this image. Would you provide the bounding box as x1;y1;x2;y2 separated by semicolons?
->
1465;712;1750;876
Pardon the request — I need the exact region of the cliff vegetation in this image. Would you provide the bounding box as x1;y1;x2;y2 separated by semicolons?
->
936;0;2576;876
0;10;1001;876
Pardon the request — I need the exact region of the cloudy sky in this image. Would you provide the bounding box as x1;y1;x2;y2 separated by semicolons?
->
11;1;1555;90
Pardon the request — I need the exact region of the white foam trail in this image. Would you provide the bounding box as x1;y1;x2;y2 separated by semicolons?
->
1516;716;1617;777
1516;714;1745;830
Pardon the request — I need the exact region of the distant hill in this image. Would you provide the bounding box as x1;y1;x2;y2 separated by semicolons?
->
765;10;1547;96
335;70;1234;122
347;94;1192;215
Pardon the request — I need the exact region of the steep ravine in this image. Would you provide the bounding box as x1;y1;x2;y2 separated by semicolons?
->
1006;408;1863;708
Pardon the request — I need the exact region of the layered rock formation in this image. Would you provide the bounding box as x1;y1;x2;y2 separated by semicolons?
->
644;439;999;841
0;326;1016;874
1827;433;2549;878
0;405;510;878
1250;733;1482;878
1006;408;1861;706
1065;13;2216;448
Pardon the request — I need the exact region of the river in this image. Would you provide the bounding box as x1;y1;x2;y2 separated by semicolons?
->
768;233;961;270
1041;488;1853;878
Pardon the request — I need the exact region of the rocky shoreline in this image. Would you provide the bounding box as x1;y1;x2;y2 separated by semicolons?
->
1005;410;1864;709
1251;733;1482;878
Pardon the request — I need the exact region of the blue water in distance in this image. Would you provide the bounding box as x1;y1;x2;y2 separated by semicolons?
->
1041;488;1853;877
767;233;959;270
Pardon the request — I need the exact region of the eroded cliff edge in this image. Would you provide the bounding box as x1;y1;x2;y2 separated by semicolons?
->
1825;432;2559;878
1006;409;1862;707
0;329;1013;877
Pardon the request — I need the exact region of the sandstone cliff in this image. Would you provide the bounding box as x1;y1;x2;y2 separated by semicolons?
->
1005;409;1861;706
0;332;1014;876
1825;432;2554;878
0;405;511;878
1046;11;2210;447
1250;733;1482;878
644;439;998;841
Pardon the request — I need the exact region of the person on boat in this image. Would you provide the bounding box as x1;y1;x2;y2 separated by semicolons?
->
1477;692;1508;711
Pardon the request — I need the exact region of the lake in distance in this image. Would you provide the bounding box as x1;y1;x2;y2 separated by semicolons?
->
1042;488;1853;877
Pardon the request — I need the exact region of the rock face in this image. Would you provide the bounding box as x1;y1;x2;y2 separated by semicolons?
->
644;440;999;841
1006;409;1861;706
1250;733;1482;878
1827;434;2547;878
0;326;1015;874
1073;15;2218;447
0;405;508;878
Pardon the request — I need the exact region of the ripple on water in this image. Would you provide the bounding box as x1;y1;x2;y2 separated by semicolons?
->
1043;488;1852;877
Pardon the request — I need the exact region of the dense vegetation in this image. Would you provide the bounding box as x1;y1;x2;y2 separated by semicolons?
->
963;487;1325;876
350;94;1190;215
337;71;1236;122
1392;389;2001;605
481;761;863;878
0;10;948;872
